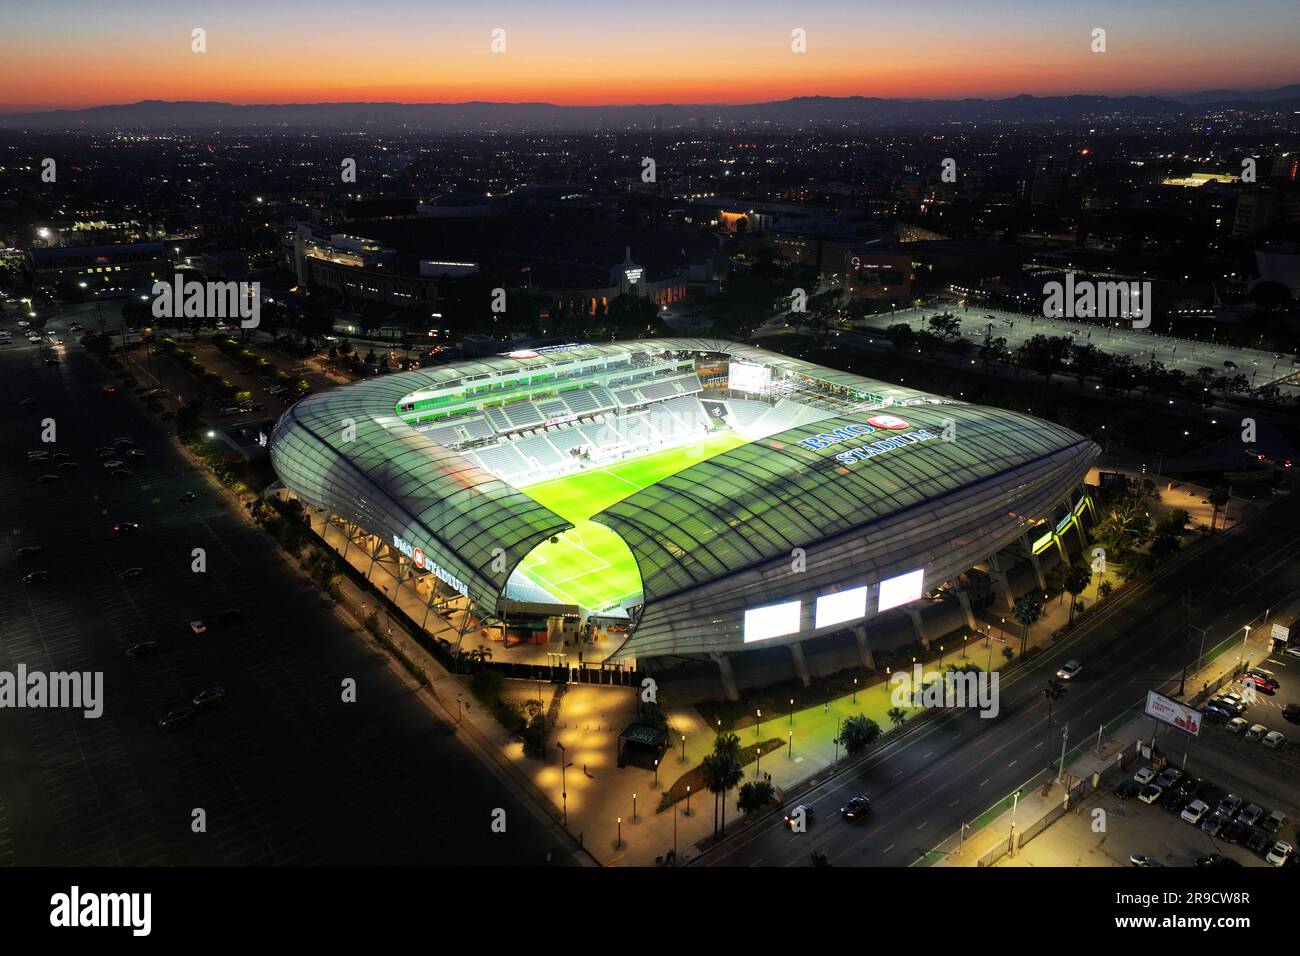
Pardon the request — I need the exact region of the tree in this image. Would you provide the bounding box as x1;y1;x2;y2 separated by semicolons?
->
701;743;744;838
1098;580;1114;600
836;715;882;756
736;779;776;815
886;706;908;728
1063;564;1092;626
1207;486;1230;533
1012;593;1043;658
1043;678;1068;729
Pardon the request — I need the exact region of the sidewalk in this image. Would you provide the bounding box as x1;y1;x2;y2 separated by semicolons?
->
926;625;1274;867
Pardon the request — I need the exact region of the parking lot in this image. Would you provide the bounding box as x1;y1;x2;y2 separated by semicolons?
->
1003;726;1300;868
1;319;571;865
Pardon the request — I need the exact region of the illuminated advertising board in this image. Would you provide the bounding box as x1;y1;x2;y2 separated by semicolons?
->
878;569;924;612
815;586;868;629
728;362;772;393
1144;691;1201;737
743;600;802;643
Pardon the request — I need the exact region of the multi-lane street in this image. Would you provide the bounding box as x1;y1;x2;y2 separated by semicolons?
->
702;497;1300;867
0;314;573;866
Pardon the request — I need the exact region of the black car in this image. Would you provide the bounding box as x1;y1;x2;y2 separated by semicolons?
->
157;706;195;729
21;570;50;584
191;686;226;708
126;640;159;659
1159;787;1191;813
1221;821;1250;845
15;546;42;558
1194;853;1240;867
840;796;871;820
57;460;79;472
179;491;197;503
1284;704;1300;725
1248;829;1274;855
1112;779;1142;800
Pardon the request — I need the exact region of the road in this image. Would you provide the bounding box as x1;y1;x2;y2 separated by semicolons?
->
0;313;575;866
701;497;1300;867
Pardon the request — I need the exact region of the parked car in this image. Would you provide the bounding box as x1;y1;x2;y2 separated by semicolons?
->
1248;829;1274;855
1200;813;1227;837
1226;717;1249;734
189;620;207;635
1261;809;1286;834
1138;785;1163;805
839;796;871;820
157;706;195;729
1181;800;1210;825
111;469;133;479
1193;853;1240;867
1283;703;1300;724
1262;730;1285;748
1240;675;1277;695
15;546;42;558
1113;779;1142;800
1221;821;1250;845
1238;804;1264;826
126;641;159;659
1154;767;1182;789
37;473;60;483
1265;841;1293;867
1132;767;1158;785
191;686;226;708
21;570;51;584
1244;723;1268;741
118;567;145;580
1129;853;1162;867
1217;794;1243;816
102;459;124;469
111;521;140;533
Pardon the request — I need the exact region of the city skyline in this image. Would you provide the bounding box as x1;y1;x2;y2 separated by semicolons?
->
3;0;1299;111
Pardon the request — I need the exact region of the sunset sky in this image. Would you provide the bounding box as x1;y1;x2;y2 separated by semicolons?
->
3;0;1298;111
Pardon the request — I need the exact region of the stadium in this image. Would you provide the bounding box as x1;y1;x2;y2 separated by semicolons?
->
268;338;1099;691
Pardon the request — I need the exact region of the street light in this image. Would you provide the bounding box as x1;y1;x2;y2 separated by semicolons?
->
756;709;762;736
633;793;637;821
789;697;794;726
853;677;858;703
788;730;793;760
616;817;622;849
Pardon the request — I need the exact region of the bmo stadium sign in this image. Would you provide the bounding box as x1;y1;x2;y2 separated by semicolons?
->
797;415;940;466
392;535;470;597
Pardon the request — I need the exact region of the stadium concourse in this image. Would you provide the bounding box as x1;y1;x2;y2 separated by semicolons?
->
269;338;1099;700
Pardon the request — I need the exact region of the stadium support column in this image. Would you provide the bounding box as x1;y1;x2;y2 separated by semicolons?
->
1019;532;1048;592
905;607;930;648
852;624;875;670
709;653;740;703
788;642;812;688
986;554;1014;611
952;581;977;631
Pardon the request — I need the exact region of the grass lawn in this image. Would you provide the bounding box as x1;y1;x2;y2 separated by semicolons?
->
513;430;747;609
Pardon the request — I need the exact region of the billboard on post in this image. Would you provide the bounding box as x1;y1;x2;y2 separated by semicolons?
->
1144;690;1201;737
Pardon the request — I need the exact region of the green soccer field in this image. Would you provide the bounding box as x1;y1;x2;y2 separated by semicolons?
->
514;430;748;610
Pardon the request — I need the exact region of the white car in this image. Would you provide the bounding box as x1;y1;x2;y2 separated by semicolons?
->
1245;723;1267;741
1286;645;1300;658
1181;799;1210;824
1263;730;1285;749
1138;785;1163;805
1265;841;1292;867
1133;767;1157;785
1056;660;1083;680
102;459;124;469
1227;717;1249;734
189;620;207;635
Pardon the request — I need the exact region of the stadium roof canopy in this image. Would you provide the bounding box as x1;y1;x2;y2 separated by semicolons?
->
270;338;1097;658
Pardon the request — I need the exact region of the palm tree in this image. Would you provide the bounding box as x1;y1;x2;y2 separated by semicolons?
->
1012;593;1043;658
1063;564;1092;626
1043;678;1069;765
886;706;908;728
1208;485;1230;533
700;751;744;838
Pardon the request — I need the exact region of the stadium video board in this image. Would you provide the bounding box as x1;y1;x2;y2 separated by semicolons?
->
878;569;924;612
